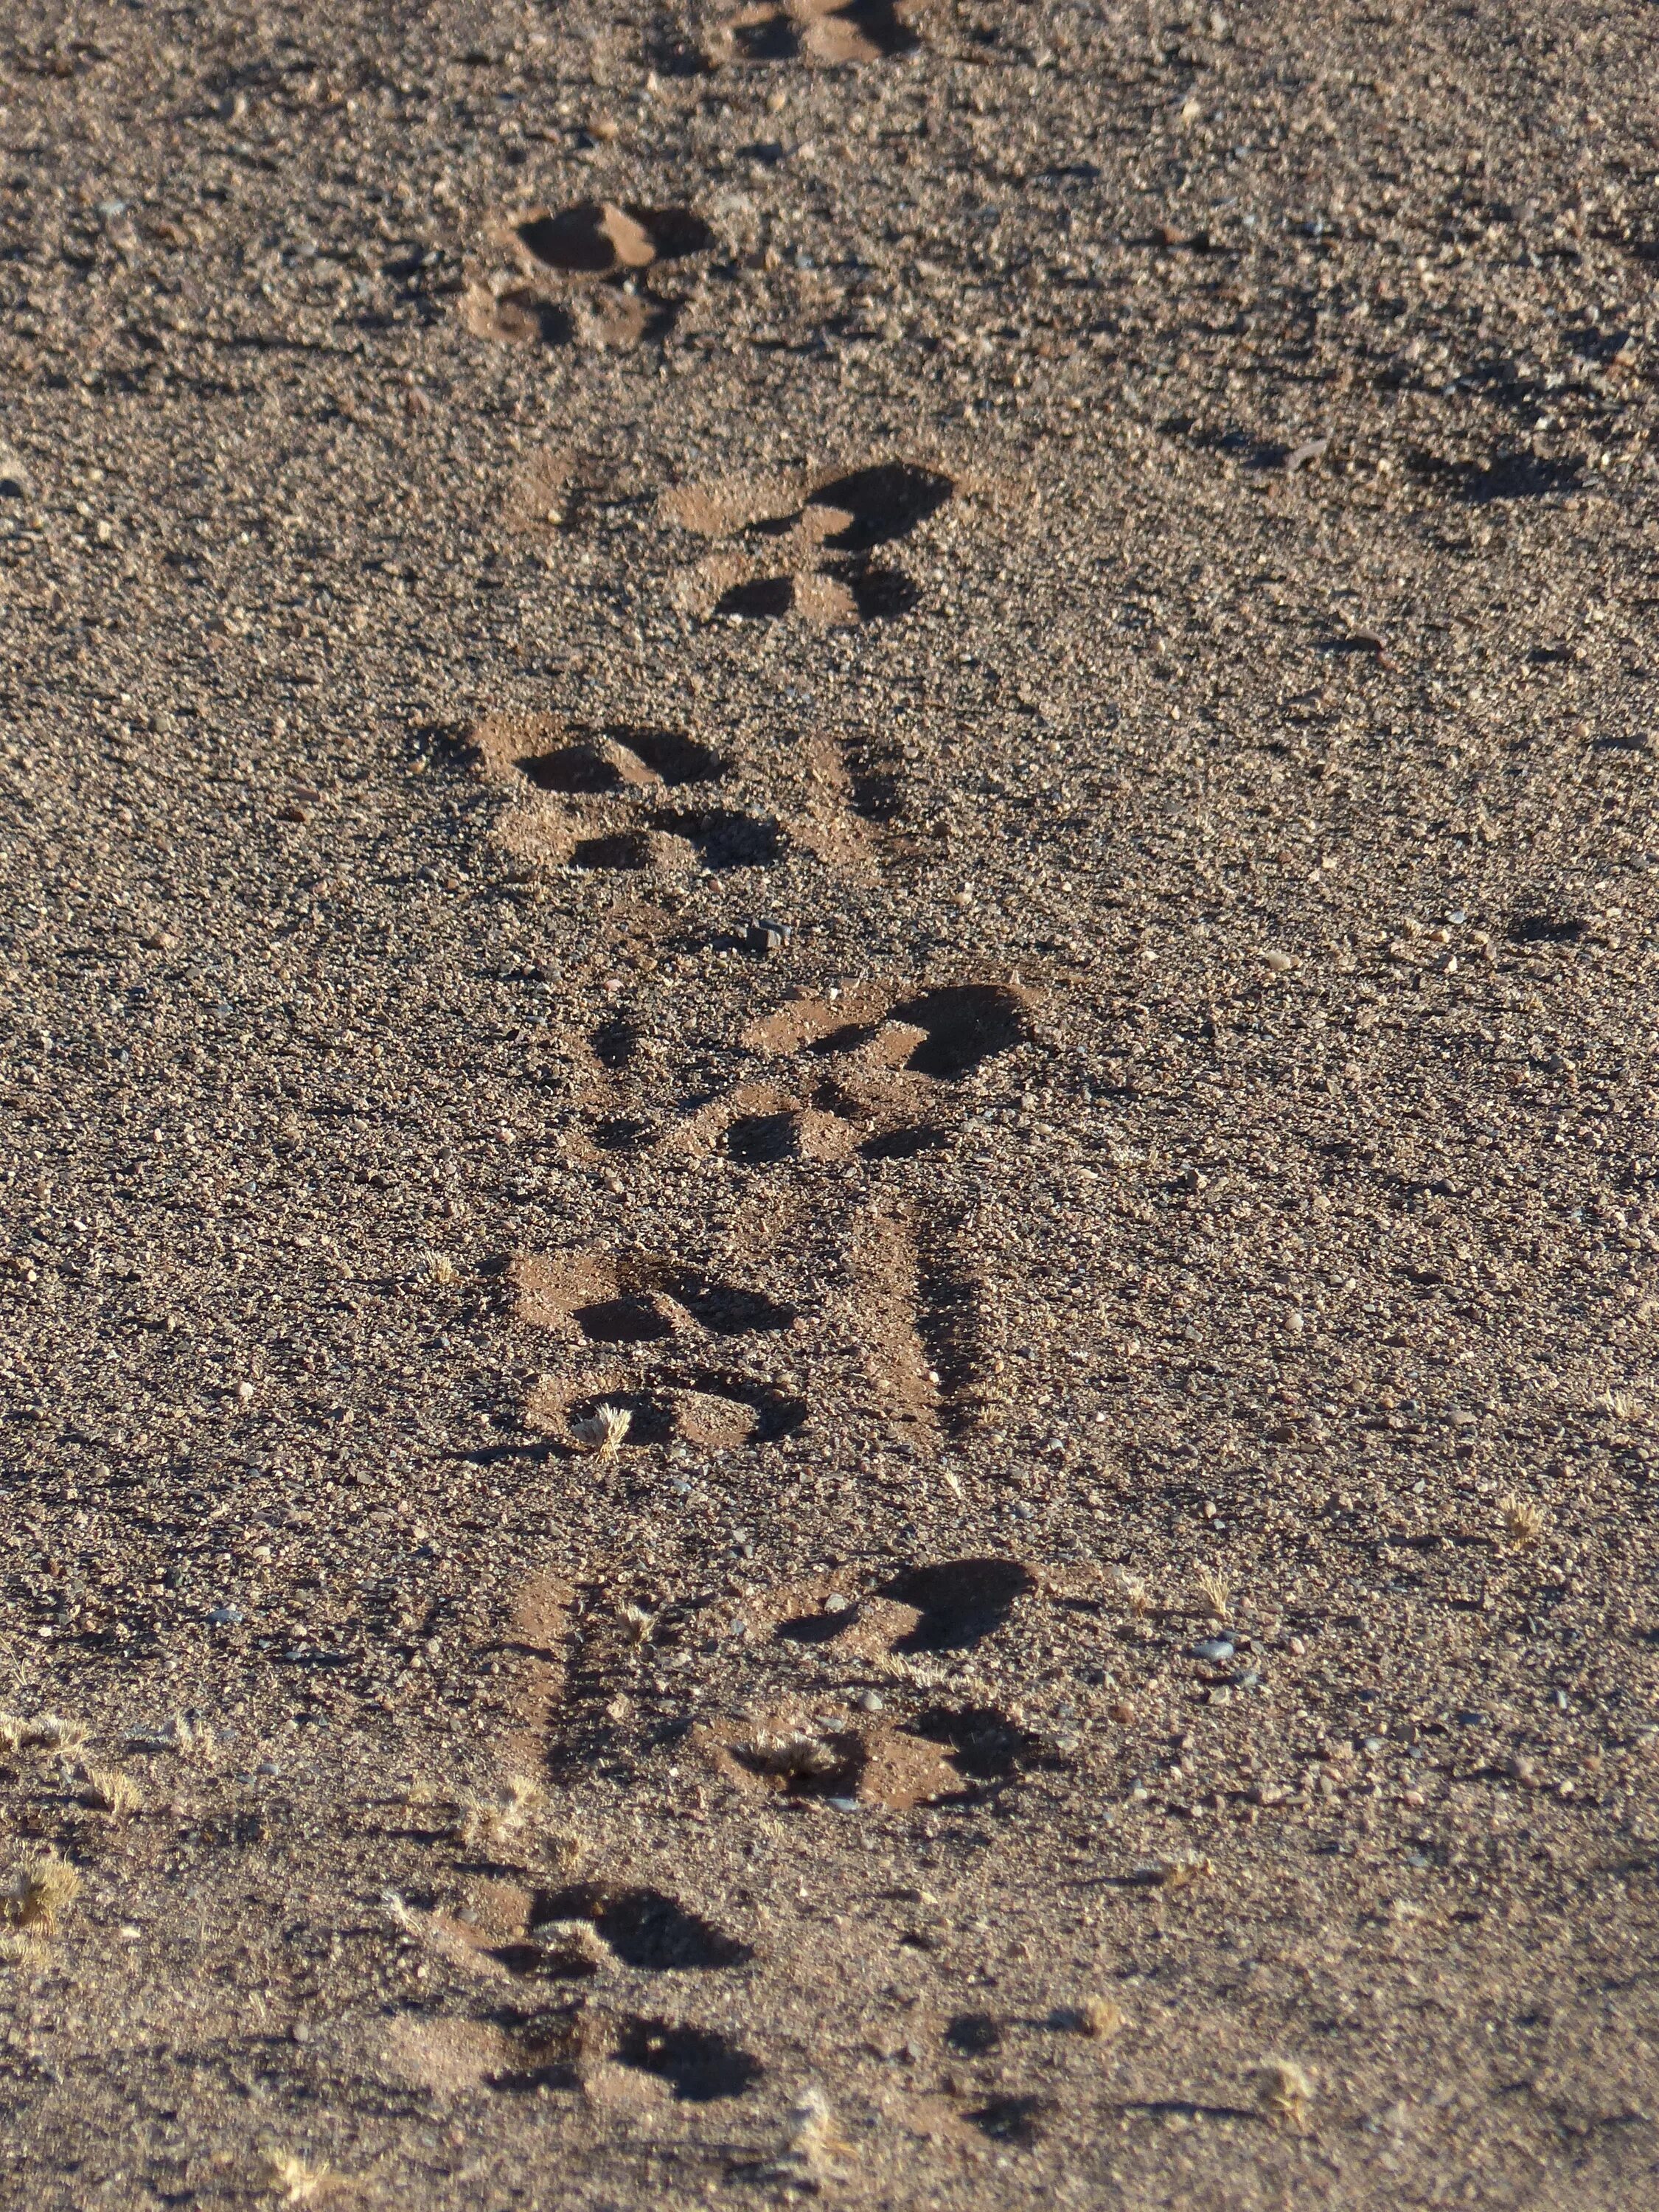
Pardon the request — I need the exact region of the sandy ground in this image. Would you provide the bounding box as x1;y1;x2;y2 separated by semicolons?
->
3;1;1659;2204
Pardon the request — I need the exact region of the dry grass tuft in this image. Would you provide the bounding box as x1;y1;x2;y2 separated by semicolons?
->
619;1601;657;1647
745;1729;842;1784
1155;1852;1214;1893
1075;1994;1126;2039
39;1717;88;1753
569;1403;632;1458
1499;1493;1546;1548
380;1888;422;1937
755;2082;845;2183
415;1249;459;1287
1193;1565;1232;1621
22;1714;86;1753
82;1766;142;1817
6;1853;81;1935
1254;2057;1315;2133
260;2150;339;2205
540;1828;585;1872
785;2082;840;2160
457;1773;544;1851
1595;1387;1644;1422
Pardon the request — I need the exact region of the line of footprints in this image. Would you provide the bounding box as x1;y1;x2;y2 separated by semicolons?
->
401;13;1067;2139
509;975;1032;1462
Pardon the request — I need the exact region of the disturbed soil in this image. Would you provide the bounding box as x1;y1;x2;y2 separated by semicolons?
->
4;2;1659;2205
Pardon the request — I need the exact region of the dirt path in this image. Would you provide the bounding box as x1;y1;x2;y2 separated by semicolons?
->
2;4;1659;2204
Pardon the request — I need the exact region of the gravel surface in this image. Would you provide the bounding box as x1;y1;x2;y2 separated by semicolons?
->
3;3;1659;2204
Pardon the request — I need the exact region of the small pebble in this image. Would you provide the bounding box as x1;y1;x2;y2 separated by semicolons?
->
854;1690;883;1714
206;1604;244;1625
1192;1638;1235;1663
1363;1735;1387;1755
827;1795;860;1814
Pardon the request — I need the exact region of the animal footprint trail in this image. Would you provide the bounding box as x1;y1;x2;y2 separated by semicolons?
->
706;0;934;67
515;1247;807;1451
681;1559;1048;1812
664;460;956;627
678;976;1030;1166
469;711;784;877
389;2001;761;2105
462;199;714;352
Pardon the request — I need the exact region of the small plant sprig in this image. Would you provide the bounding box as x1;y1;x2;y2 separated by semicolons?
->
570;1404;632;1459
1499;1493;1546;1548
1254;2058;1315;2134
1193;1565;1232;1621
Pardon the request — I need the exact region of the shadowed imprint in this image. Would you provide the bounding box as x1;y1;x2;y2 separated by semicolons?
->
666;459;956;626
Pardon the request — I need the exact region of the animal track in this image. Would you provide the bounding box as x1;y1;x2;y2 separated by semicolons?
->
470;712;782;875
516;1248;799;1343
538;986;1019;1442
683;1564;1048;1806
544;1371;807;1448
747;980;1027;1077
493;1555;1047;1826
515;1247;807;1452
665;977;1030;1168
472;712;726;792
608;2015;762;2100
879;1559;1036;1651
534;1882;751;1971
396;2003;760;2102
665;460;956;626
708;0;934;67
706;1707;962;1809
507;202;713;277
563;810;783;872
462;200;714;352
